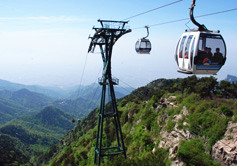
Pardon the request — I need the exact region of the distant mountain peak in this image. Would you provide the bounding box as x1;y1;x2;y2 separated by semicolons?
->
15;88;31;94
33;106;75;129
225;74;237;83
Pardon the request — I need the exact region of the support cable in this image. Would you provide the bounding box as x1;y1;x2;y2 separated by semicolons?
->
76;52;89;98
133;8;237;29
123;0;183;21
85;66;103;113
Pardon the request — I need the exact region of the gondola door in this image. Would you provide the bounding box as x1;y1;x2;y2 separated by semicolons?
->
183;35;194;71
177;35;187;70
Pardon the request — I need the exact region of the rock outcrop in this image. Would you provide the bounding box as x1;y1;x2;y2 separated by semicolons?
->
212;122;237;166
157;106;192;166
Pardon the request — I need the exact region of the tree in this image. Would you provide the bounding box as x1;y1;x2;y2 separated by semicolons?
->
195;77;218;98
180;75;198;94
217;80;237;98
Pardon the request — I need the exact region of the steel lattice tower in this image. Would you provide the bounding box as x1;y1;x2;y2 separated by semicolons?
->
88;20;131;166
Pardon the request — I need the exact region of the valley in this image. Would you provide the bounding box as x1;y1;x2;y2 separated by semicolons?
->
0;79;132;165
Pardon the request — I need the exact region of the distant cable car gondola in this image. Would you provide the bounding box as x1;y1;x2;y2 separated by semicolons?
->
175;0;226;75
135;26;152;54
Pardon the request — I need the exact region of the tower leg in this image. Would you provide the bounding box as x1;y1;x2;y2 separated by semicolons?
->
98;114;104;166
94;115;100;164
109;83;127;158
116;115;127;159
94;84;106;165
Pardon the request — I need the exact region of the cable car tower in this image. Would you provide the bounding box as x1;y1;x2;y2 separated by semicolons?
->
88;20;131;165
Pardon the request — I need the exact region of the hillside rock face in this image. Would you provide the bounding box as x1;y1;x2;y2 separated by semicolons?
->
212;122;237;166
157;106;192;166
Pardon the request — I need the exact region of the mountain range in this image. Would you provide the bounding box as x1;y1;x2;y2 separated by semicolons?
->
0;79;134;125
0;78;134;165
1;76;236;165
0;79;70;99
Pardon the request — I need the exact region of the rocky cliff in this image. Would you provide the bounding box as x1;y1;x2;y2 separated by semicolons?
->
212;122;237;166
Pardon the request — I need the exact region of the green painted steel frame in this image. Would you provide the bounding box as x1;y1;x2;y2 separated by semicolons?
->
88;20;131;166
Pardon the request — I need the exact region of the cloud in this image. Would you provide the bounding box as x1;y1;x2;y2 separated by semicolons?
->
0;16;92;23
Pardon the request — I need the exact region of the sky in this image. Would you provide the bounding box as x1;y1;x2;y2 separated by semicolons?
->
0;0;236;88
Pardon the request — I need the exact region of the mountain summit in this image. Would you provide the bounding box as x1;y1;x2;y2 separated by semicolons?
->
225;74;237;83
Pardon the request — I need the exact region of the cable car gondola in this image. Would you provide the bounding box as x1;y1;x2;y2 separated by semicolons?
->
175;0;226;75
135;26;152;54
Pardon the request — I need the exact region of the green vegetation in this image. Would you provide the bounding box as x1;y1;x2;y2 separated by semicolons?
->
0;106;77;165
0;134;30;165
45;76;236;166
0;98;32;125
1;76;236;165
177;138;220;166
0;89;55;125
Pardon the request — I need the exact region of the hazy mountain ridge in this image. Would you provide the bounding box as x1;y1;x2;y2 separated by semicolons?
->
0;79;69;99
53;97;98;117
70;83;134;100
0;79;134;125
225;74;237;83
0;79;134;100
1;88;53;109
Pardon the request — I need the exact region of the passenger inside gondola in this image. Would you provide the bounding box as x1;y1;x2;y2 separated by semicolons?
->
195;48;206;64
202;47;212;64
179;49;183;58
212;48;223;65
206;47;212;60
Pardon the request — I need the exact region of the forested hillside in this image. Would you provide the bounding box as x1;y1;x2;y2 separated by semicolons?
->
46;76;237;166
0;106;77;165
0;89;54;125
0;88;53;110
0;98;31;125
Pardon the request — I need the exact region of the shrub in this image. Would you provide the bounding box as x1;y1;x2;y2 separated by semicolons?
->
177;138;219;166
221;104;233;117
166;119;176;132
234;113;237;122
106;148;170;166
120;99;128;107
167;109;174;117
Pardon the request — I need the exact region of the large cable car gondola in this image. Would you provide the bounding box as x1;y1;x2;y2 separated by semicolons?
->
175;0;226;75
135;26;152;54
